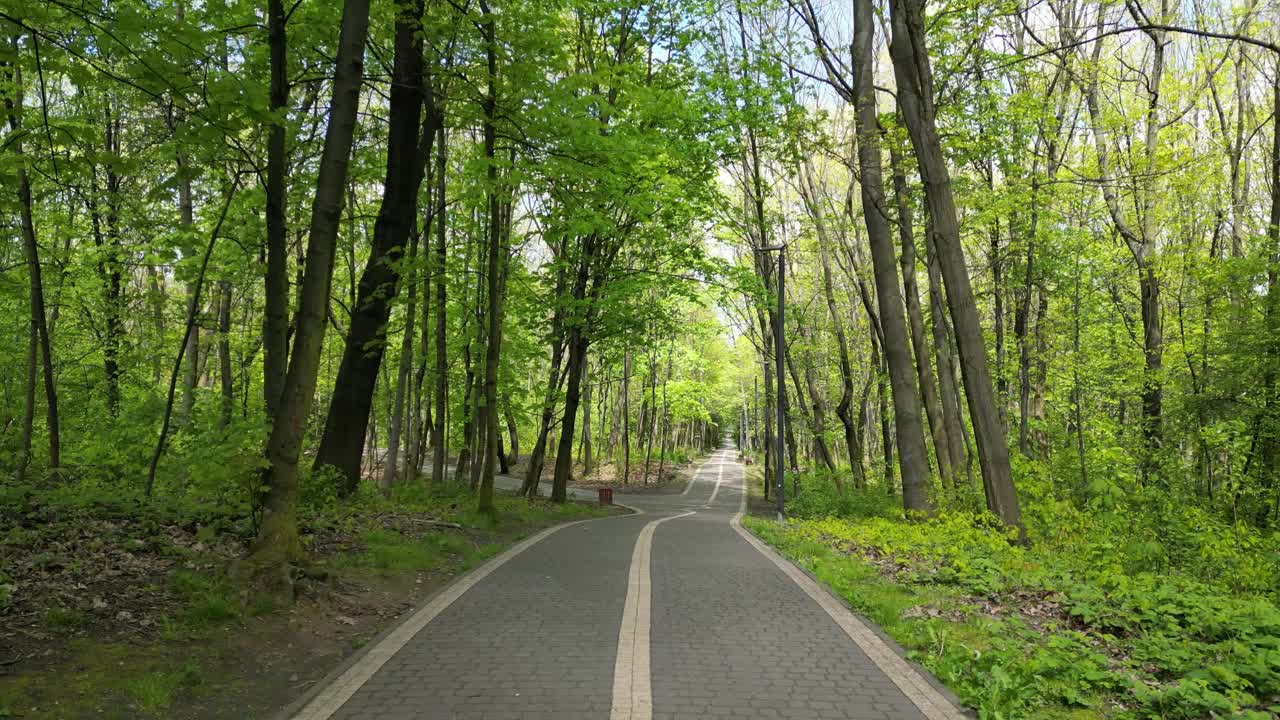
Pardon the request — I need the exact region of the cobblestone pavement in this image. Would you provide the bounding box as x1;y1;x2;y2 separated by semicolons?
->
288;448;968;720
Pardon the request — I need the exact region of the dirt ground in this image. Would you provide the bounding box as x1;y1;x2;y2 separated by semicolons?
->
0;492;612;719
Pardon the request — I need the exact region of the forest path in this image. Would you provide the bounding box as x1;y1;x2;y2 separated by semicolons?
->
283;448;968;720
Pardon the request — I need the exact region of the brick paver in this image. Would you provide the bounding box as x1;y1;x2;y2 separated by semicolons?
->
650;454;930;720
291;447;968;720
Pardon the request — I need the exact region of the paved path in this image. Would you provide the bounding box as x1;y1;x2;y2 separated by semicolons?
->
287;448;968;720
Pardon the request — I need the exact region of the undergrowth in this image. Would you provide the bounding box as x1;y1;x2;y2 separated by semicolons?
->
0;474;609;718
746;471;1280;720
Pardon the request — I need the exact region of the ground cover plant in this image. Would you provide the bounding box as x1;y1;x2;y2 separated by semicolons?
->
747;471;1280;719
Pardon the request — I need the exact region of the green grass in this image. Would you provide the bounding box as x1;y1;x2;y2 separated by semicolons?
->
0;641;217;719
746;515;1114;719
41;606;87;628
165;569;240;630
125;661;202;713
330;528;478;574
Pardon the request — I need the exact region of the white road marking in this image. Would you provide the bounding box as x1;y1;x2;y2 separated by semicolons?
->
729;463;967;720
680;457;707;496
707;460;724;505
610;510;696;720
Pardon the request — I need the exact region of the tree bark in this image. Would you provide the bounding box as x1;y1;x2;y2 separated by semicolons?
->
430;117;449;484
851;0;931;513
263;0;289;419
802;165;854;490
382;229;419;492
5;50;59;475
1083;7;1164;482
477;0;504;515
312;0;432;494
581;374;593;474
889;145;954;487
888;0;1023;534
218;281;234;429
253;0;372;570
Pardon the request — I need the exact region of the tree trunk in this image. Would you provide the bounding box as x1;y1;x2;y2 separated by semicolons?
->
178;140;199;429
218;281;234;429
430;118;449;484
16;318;35;483
924;217;972;484
581;375;593;475
1083;8;1164;482
4;52;59;475
312;1;432;494
851;0;931;513
887;0;1023;535
802;165;854;490
382;229;419;492
621;349;632;484
253;0;372;571
92;111;125;420
552;334;588;501
263;0;289;420
889;145;954;488
477;0;504;515
504;398;519;465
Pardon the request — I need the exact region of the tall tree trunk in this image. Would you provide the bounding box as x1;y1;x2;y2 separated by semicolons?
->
802;165;854;490
178;140;198;429
989;226;1006;426
93;111;125;420
382;229;419;492
621;349;632;484
552;334;588;501
312;0;432;494
477;0;503;515
504;397;519;465
16;318;36;483
253;0;372;570
263;0;289;420
851;0;931;513
924;217;972;483
581;375;593;475
430;118;449;484
218;281;234;429
889;145;954;487
887;0;1023;534
1083;8;1164;482
5;50;59;475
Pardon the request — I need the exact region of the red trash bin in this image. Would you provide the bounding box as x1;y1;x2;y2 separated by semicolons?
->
598;487;613;506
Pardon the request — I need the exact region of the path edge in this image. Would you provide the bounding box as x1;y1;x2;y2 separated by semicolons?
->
730;501;974;720
273;503;641;720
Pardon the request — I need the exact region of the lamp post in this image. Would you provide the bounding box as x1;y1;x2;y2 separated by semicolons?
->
760;243;787;518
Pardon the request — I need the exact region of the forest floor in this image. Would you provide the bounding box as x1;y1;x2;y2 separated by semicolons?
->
0;482;616;719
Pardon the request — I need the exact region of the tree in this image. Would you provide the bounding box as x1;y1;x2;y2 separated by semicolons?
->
886;0;1024;534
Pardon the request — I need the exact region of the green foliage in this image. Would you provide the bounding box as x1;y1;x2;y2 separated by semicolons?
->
125;661;202;714
750;479;1280;719
166;570;239;627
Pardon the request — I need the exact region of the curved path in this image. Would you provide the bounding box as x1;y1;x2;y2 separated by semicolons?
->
286;448;968;720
